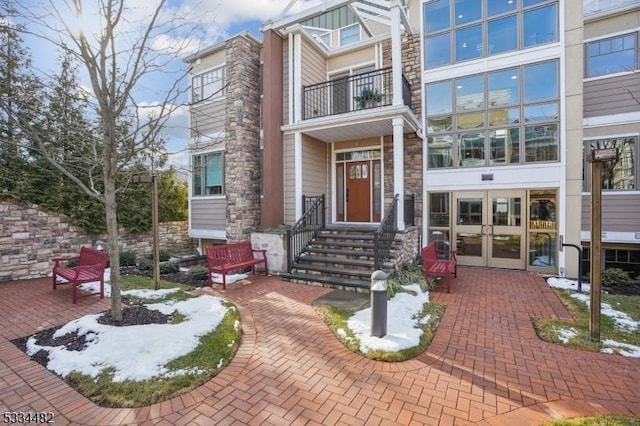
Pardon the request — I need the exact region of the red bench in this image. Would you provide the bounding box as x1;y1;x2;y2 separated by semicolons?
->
52;246;109;303
421;241;457;293
206;241;268;289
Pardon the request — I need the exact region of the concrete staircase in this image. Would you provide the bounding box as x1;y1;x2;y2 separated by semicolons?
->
281;225;399;291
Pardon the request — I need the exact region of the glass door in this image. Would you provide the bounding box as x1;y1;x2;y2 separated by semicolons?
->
453;190;526;268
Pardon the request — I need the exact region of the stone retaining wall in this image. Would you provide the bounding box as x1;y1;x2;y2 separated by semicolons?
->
0;200;194;282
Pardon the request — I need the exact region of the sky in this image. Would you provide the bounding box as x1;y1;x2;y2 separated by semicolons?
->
29;271;640;384
14;0;322;174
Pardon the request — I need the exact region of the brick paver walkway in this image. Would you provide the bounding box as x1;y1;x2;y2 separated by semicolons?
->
0;269;639;425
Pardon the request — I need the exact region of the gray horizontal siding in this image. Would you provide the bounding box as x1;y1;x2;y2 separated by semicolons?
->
581;193;640;232
584;74;640;118
190;198;227;230
284;134;296;225
190;101;225;139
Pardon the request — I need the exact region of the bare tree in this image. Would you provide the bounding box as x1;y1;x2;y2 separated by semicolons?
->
3;0;193;320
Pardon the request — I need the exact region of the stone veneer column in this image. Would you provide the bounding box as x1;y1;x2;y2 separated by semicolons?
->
382;34;423;225
224;36;262;242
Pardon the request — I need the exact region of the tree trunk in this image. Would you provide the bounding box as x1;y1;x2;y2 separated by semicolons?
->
104;175;122;321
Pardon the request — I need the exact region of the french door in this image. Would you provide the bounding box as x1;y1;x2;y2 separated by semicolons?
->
453;190;526;269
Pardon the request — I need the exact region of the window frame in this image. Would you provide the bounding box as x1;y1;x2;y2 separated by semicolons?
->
585;32;638;78
423;0;559;69
425;60;560;169
191;150;225;197
191;65;226;104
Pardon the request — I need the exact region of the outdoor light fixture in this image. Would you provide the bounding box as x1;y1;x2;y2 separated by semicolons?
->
94;240;106;251
370;270;388;338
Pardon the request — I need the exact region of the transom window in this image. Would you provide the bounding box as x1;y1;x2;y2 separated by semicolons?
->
425;60;559;169
192;151;224;196
586;32;638;78
191;66;226;103
423;0;558;69
583;137;637;191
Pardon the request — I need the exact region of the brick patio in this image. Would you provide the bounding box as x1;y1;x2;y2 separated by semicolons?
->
0;268;639;425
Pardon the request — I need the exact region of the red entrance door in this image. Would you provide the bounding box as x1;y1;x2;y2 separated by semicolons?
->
346;161;371;222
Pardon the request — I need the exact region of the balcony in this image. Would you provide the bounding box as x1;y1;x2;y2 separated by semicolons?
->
302;67;411;120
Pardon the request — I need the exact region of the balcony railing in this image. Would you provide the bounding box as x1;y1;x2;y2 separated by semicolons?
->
302;67;411;120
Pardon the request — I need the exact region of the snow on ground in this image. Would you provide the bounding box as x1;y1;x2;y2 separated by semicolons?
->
342;284;430;354
26;295;231;382
547;276;640;358
72;268;249;297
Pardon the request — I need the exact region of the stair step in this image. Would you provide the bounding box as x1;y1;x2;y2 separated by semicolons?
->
297;255;396;268
306;247;375;257
281;272;370;290
290;263;375;279
309;240;375;249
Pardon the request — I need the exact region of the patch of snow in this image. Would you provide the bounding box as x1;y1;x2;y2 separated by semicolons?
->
601;340;640;358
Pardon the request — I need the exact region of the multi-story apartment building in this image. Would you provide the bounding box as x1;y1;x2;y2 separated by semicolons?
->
186;0;640;284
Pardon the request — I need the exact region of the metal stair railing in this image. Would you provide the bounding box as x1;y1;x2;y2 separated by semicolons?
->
373;194;399;270
287;195;325;272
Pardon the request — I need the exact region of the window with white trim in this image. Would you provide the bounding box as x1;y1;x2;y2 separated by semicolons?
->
583;136;638;191
585;32;638;78
192;151;224;196
191;66;226;103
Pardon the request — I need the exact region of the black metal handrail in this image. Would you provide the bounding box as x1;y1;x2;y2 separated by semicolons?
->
287;195;325;272
373;194;399;270
302;67;411;120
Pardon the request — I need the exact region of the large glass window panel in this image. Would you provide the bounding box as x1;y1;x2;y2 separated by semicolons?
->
489;128;520;164
457;111;484;129
426;80;453;115
428;116;453;133
340;24;360;46
455;0;482;26
425;32;452;68
523;102;558;122
458;131;485;167
523;4;558;47
456;74;484;111
455;24;483;61
529;232;556;266
525;124;558;162
493;196;521;226
587;34;637;77
522;0;546;7
488;15;517;54
523;61;558;102
428;135;454;168
424;0;451;33
488;68;519;106
429;192;450;226
489;107;519;126
488;0;517;16
205;152;224;195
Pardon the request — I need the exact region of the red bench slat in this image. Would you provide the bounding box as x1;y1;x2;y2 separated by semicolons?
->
206;241;268;289
421;242;457;293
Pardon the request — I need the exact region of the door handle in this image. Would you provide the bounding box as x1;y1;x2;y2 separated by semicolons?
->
346;188;349;202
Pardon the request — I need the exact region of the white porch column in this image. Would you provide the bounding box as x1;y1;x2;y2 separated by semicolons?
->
393;117;405;230
293;33;302;123
391;0;403;106
294;132;303;219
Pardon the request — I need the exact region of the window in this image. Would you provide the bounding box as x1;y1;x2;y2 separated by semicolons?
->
586;33;638;78
339;24;360;47
191;66;226;103
192;152;224;196
426;60;559;169
583;137;637;191
424;0;558;69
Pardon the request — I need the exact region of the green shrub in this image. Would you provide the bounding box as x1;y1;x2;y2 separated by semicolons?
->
601;268;632;287
119;251;137;267
137;258;153;271
188;266;209;281
159;250;172;262
386;261;430;298
159;261;179;274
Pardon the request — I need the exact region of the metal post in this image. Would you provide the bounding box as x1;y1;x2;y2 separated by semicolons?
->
370;270;388;338
590;161;602;341
152;175;160;291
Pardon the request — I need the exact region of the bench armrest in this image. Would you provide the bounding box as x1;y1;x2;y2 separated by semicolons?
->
437;249;457;259
252;249;267;259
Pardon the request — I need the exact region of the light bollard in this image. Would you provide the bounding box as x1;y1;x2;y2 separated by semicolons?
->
370;270;388;338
